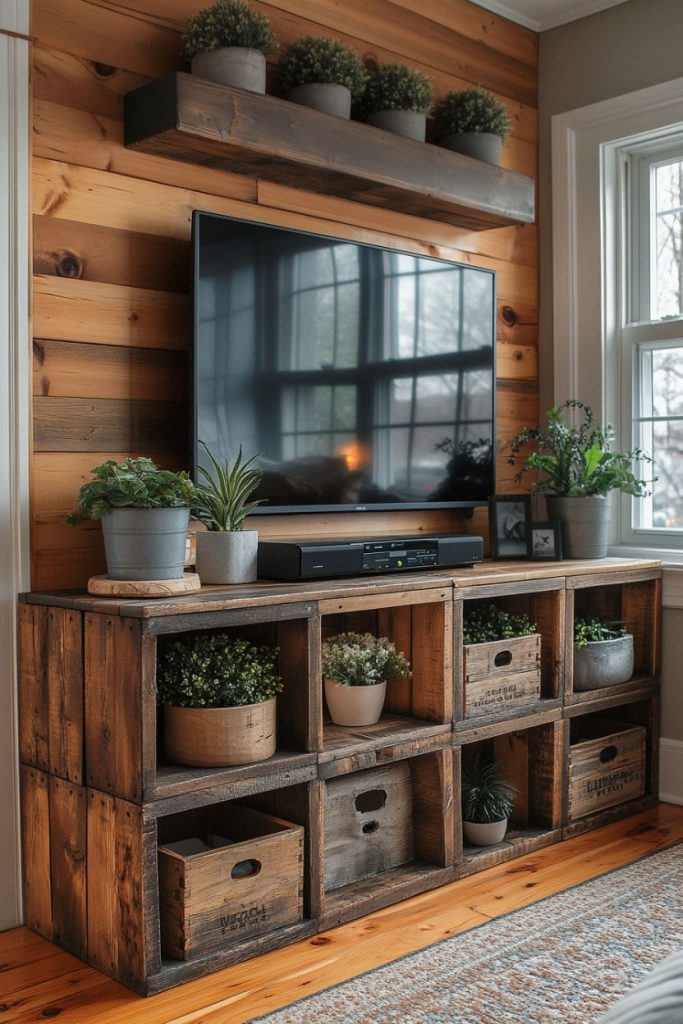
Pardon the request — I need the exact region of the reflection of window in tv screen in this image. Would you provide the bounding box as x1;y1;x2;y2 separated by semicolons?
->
193;212;496;512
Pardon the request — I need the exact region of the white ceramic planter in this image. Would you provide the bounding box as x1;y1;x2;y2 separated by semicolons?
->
164;696;277;767
287;83;352;118
195;529;258;584
573;633;634;690
463;817;508;847
439;131;503;166
366;109;426;141
324;678;386;727
191;47;266;93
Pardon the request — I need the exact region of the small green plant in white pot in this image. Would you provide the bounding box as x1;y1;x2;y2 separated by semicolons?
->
67;457;196;581
278;36;368;119
193;442;263;584
158;632;283;767
182;0;278;94
322;631;411;727
574;617;634;691
363;63;433;141
461;758;516;847
434;87;511;166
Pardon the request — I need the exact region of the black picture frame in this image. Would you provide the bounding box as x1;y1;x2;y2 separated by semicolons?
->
527;521;563;561
488;494;532;559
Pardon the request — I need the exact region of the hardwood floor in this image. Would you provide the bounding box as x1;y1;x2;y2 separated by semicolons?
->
2;802;682;1023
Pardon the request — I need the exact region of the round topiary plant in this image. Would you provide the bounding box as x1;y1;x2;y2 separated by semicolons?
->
364;63;433;114
278;36;368;110
434;87;512;140
182;0;277;60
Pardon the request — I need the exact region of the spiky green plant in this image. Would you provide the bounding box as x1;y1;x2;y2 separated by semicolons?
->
574;617;627;648
278;36;368;100
461;759;516;824
193;441;263;532
363;63;433;114
182;0;277;60
435;87;512;140
157;632;283;708
67;457;196;522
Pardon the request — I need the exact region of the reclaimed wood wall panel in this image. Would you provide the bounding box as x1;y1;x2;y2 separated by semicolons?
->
30;0;538;589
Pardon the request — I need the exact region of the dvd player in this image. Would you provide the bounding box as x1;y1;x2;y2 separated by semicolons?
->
257;535;483;581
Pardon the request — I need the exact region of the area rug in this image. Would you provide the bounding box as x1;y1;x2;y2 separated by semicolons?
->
253;844;683;1024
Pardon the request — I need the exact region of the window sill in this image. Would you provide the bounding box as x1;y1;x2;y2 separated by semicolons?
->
608;545;683;608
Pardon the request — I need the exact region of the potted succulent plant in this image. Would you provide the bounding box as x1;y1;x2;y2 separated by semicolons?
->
321;631;411;727
363;63;433;141
461;758;516;847
67;457;196;581
509;399;654;559
434;86;511;166
574;617;634;691
278;36;368;118
157;631;283;767
193;442;263;584
182;0;277;94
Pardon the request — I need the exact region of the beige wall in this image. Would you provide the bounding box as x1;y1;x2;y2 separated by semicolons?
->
538;0;683;747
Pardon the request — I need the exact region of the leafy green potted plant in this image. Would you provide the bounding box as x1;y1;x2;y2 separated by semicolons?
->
461;758;516;846
67;457;196;581
182;0;278;94
363;63;433;141
434;86;511;166
463;605;540;716
509;399;654;559
193;443;263;584
278;36;368;119
157;632;283;767
574;617;634;691
321;631;411;727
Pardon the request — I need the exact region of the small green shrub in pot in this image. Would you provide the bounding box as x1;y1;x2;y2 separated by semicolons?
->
434;87;511;165
278;36;368;118
193;442;264;584
321;631;411;727
67;457;196;582
158;631;284;767
182;0;278;93
461;758;516;847
363;63;433;141
463;604;536;645
573;616;634;692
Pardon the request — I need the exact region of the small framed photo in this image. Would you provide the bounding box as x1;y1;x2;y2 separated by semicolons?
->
488;495;531;559
527;521;563;561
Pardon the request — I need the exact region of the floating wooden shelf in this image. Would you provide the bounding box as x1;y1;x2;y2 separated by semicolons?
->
123;73;535;231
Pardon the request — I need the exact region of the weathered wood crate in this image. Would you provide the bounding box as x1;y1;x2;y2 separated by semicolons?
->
158;804;304;960
323;762;415;891
567;717;646;821
463;634;541;718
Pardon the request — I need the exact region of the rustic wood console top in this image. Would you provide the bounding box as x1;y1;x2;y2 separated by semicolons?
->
19;556;661;994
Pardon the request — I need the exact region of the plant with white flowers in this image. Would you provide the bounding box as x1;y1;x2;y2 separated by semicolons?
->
322;631;411;687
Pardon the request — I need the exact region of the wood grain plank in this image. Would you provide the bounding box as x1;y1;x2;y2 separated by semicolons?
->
47;607;84;783
32;451;180;513
86;789;119;977
21;767;53;941
34;396;187;453
48;776;87;959
19;604;50;771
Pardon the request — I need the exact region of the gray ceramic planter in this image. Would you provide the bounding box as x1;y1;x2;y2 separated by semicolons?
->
101;508;190;581
366;109;426;141
546;495;609;559
573;634;634;691
191;47;266;93
287;83;352;118
463;818;508;847
195;529;258;584
439;131;503;165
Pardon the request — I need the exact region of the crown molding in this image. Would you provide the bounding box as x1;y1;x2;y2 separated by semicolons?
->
469;0;630;33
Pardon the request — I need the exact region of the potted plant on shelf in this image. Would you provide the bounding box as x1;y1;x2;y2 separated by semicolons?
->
461;758;516;847
363;62;433;141
157;631;283;767
574;617;634;691
182;0;277;94
321;631;411;727
67;457;196;581
508;399;654;559
193;442;263;584
278;36;368;119
434;86;511;166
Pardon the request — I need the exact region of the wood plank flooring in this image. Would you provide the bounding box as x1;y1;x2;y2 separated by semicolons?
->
1;802;682;1023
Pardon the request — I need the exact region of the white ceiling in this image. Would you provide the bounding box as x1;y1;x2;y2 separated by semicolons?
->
471;0;632;32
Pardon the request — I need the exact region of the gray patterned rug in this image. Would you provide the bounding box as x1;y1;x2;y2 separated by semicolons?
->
252;844;683;1024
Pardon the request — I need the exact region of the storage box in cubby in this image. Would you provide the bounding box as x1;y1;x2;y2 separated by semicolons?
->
567;716;646;822
158;802;304;960
463;633;541;718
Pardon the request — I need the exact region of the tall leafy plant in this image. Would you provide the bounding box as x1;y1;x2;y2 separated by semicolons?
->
193;442;263;531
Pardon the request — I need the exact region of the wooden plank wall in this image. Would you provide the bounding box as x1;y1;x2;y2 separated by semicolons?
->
30;0;538;590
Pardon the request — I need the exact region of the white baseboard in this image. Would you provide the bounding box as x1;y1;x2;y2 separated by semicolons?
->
659;738;683;805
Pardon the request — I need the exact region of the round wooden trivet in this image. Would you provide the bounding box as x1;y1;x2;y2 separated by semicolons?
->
87;573;201;597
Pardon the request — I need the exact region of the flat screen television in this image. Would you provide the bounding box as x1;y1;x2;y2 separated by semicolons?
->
192;211;495;514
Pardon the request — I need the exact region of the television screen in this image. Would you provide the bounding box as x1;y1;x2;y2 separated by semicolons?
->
193;211;495;513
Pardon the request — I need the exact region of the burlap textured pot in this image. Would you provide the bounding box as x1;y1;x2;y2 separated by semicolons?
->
324;679;386;726
191;47;266;93
573;634;634;691
439;131;503;165
195;529;258;584
164;697;277;767
287;83;352;118
546;495;609;559
463;817;508;847
102;507;190;581
366;109;426;141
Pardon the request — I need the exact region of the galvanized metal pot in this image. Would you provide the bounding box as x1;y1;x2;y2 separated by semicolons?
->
101;507;190;581
546;495;609;559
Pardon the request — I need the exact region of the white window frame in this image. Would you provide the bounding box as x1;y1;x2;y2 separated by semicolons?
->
552;76;683;566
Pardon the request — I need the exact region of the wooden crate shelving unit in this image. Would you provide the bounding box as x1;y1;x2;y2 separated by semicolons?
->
18;557;661;994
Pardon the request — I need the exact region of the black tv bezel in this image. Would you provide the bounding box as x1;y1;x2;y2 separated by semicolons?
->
191;210;496;516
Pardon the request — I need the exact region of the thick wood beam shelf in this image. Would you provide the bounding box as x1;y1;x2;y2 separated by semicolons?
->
123;73;535;231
